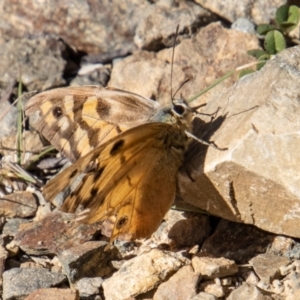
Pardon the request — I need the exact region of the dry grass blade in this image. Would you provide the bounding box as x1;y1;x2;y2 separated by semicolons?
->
188;61;268;103
1;161;43;186
25;145;56;170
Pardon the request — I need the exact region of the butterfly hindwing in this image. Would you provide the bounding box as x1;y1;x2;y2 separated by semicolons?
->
43;122;187;241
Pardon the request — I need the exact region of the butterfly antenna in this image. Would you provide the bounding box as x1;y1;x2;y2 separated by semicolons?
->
171;25;180;101
172;78;190;99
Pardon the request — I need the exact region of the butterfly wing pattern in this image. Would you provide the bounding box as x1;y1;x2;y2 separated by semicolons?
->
25;86;194;242
26;86;162;162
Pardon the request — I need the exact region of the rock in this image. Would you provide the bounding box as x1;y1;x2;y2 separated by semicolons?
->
168;214;211;247
244;271;260;285
50;256;63;274
0;244;8;287
268;236;295;257
70;65;110;87
281;270;300;300
33;203;52;222
153;265;200;300
110;22;259;107
179;46;300;240
152;209;210;248
134;1;215;50
6;240;20;257
2;268;67;300
14;211;102;255
231;18;255;34
194;0;285;24
249;253;290;282
2;218;31;237
25;256;52;269
102;249;189;300
0;0;214;55
199;278;225;298
227;282;272;300
221;277;234;286
0;37;66;91
74;277;103;298
269;236;300;260
270;279;284;295
0;85;18;139
109;51;167;105
24;288;79;300
192;255;238;279
201;220;275;263
151;209;186;245
0;0;137;54
0;131;45;159
191;292;218;300
58;241;119;283
286;243;300;260
0;191;37;218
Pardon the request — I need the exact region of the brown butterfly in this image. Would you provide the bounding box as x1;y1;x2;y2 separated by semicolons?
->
25;85;203;242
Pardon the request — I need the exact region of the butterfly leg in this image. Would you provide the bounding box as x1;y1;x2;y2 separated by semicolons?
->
194;106;221;121
184;130;227;151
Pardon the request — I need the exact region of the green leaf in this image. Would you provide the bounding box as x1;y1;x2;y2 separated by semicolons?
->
239;69;255;78
276;5;300;32
264;30;286;54
257;54;270;70
256;24;275;35
258;54;271;61
286;5;300;24
247;49;268;59
281;6;300;32
276;5;290;24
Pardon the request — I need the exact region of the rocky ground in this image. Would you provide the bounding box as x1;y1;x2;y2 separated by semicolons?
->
1;0;300;299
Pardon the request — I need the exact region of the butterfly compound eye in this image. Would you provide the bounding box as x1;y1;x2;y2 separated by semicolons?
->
173;103;186;116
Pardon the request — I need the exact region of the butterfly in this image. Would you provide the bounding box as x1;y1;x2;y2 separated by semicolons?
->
25;85;203;242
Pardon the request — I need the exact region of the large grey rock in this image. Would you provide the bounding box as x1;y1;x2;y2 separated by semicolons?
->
0;0;213;54
2;268;66;300
194;0;285;24
179;46;300;239
58;241;118;283
0;37;66;91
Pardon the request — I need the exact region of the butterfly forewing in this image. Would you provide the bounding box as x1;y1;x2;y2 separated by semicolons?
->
43;122;188;241
25;86;161;161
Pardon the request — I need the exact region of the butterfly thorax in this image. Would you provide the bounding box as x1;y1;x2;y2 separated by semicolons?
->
154;99;194;162
160;125;188;159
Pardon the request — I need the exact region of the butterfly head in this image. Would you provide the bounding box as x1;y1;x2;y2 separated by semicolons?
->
172;98;192;116
171;98;194;128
